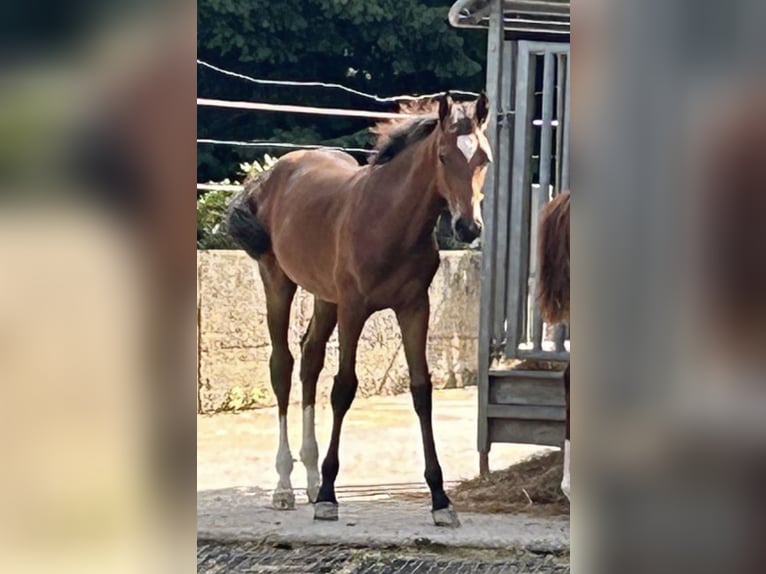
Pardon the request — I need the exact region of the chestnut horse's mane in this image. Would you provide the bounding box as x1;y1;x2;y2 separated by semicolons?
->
537;189;570;325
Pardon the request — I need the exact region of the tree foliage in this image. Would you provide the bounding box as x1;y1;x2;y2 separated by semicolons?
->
197;0;486;182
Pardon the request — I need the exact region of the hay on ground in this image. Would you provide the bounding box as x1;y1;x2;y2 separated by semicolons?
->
449;450;569;516
490;357;565;372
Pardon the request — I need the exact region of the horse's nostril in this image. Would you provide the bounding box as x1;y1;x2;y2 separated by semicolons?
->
453;217;481;242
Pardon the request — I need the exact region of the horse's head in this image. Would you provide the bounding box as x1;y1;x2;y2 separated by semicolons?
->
433;93;492;243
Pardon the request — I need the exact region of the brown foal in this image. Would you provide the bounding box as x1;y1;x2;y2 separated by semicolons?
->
228;94;491;526
537;189;571;501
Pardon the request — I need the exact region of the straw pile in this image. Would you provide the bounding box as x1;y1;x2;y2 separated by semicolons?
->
449;450;569;516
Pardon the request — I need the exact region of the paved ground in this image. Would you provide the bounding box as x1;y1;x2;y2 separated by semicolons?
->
198;388;569;573
198;388;552;491
197;541;570;573
198;488;568;551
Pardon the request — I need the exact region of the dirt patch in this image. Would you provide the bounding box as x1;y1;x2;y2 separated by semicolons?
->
448;450;569;517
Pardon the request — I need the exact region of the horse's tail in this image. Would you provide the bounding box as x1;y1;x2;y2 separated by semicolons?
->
537;189;570;324
227;170;272;259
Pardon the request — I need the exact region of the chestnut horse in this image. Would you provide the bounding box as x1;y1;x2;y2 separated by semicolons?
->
227;94;491;526
537;189;571;501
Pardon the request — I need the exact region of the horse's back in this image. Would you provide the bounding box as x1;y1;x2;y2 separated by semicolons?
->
278;148;359;176
256;149;364;301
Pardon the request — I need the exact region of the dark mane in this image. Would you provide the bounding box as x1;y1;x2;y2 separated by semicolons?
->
369;115;438;165
369;98;476;165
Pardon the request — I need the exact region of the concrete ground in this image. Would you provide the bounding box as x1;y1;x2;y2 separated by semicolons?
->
198;387;552;492
198;387;569;572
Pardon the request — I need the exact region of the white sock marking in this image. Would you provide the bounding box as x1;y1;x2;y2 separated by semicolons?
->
275;415;293;491
300;406;320;497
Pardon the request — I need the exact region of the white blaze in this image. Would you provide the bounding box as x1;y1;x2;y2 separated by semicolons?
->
457;134;478;161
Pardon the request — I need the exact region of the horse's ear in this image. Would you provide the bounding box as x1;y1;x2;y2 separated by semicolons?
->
475;92;490;127
436;92;452;126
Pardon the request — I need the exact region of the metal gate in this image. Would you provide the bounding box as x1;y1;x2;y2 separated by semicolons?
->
471;1;571;472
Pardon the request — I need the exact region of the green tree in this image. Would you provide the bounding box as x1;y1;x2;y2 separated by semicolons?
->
197;0;486;182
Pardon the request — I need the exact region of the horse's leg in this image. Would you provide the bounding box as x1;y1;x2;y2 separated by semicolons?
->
259;257;298;510
396;295;460;527
299;298;337;503
314;305;366;521
562;362;570;501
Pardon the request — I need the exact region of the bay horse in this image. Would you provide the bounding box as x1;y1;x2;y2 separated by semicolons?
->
227;93;491;527
537;188;571;501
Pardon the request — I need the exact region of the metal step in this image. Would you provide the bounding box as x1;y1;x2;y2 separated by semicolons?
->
486;368;566;447
489;369;565;407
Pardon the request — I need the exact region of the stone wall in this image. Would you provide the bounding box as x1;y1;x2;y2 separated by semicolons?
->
197;250;481;413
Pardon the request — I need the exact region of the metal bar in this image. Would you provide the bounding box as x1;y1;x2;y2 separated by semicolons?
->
527;183;542;347
489;419;565;447
502;11;569;20
554;323;567;352
515;349;570;362
504;6;570;17
492;39;516;346
522;41;571;54
504;0;570;14
467;0;495;23
488;367;564;378
447;0;486;27
505;42;537;358
457;22;570;35
554;53;565;194
477;0;505;459
561;53;571;190
501;19;570;30
486;404;566;421
531;51;556;352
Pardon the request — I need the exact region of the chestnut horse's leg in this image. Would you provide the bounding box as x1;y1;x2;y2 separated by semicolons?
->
259;257;298;510
299;298;337;503
396;295;460;527
562;362;570;501
314;305;367;521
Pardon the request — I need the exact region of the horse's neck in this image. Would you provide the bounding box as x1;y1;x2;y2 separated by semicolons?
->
363;136;444;249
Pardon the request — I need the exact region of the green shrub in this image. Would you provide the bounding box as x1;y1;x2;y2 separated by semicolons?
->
197;156;277;250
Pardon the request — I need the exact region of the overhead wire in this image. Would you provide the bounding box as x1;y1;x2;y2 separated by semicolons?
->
197;58;480;102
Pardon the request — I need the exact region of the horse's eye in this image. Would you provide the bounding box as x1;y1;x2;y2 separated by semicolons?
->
438;153;446;163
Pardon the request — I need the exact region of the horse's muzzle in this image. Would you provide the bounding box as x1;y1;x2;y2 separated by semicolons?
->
454;216;483;243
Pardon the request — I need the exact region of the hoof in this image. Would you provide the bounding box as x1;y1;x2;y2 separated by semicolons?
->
272;489;296;510
313;501;339;521
306;484;320;504
432;506;461;528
